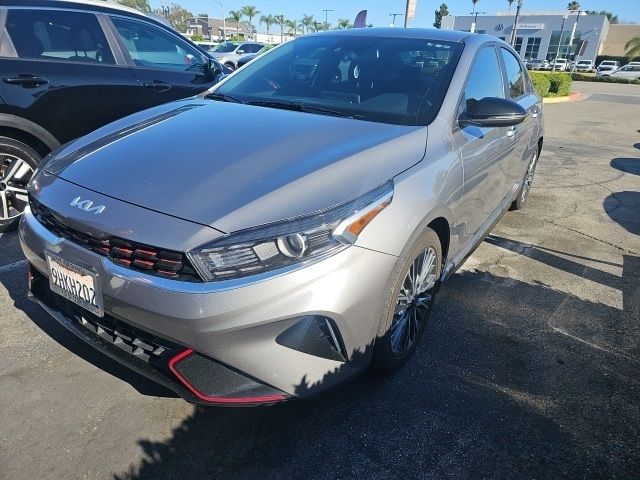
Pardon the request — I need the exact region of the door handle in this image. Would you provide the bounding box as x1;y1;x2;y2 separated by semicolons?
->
506;126;517;137
3;74;49;87
142;81;171;92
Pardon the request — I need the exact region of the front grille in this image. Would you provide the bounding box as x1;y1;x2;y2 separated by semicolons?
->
31;267;180;363
29;197;202;282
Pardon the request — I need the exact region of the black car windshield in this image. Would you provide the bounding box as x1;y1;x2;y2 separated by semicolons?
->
213;42;237;52
213;35;463;126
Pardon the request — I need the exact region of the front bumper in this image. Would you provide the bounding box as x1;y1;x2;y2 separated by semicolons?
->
20;206;398;403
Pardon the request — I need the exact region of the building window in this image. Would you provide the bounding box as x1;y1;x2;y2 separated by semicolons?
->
525;37;541;59
513;37;523;55
547;30;582;60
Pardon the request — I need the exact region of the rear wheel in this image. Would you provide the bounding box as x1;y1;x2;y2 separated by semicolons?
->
0;137;40;232
510;146;539;211
371;228;442;372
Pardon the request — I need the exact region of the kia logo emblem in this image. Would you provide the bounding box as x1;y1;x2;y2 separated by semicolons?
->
70;196;106;215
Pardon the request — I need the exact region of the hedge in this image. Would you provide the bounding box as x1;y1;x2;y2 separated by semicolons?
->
529;71;572;97
571;72;640;85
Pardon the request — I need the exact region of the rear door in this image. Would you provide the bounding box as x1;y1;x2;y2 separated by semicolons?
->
0;7;144;144
455;45;513;241
107;16;219;107
499;47;541;192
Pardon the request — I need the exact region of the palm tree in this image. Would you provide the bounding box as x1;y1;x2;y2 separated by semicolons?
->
285;19;297;37
241;5;260;40
301;14;314;35
471;0;479;15
337;18;351;29
626;36;640;60
567;1;580;11
507;0;514;12
226;10;243;37
275;15;286;43
260;14;276;39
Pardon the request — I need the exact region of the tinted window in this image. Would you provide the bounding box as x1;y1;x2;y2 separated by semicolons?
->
215;35;462;126
500;48;526;98
3;9;114;64
463;46;504;112
248;44;262;54
111;17;202;71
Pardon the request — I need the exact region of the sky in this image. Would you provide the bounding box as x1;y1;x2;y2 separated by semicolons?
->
148;0;640;28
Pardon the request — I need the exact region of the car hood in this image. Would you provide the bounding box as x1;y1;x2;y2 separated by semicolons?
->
45;99;427;233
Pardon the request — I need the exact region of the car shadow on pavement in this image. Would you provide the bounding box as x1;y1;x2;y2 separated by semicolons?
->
112;265;640;480
610;158;640;176
604;191;640;236
0;262;177;399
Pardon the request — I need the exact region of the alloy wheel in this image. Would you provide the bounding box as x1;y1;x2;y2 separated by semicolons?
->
0;154;33;221
520;149;539;203
390;247;437;356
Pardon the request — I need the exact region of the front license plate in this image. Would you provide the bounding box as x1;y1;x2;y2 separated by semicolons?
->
46;252;103;317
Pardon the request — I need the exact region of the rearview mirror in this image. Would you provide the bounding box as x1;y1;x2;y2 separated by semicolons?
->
459;97;527;128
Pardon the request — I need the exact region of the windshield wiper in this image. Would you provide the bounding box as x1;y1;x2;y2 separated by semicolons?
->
246;99;361;119
204;92;247;104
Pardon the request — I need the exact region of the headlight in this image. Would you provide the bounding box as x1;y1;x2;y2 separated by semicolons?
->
189;181;393;281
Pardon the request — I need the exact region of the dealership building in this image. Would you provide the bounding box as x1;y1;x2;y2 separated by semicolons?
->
441;11;614;63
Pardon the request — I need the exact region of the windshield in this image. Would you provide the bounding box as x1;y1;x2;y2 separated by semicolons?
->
213;35;463;126
213;42;237;53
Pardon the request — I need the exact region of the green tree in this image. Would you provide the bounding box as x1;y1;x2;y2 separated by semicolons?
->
471;0;479;14
274;15;286;43
585;10;619;24
227;10;243;36
191;33;204;42
241;5;260;40
301;14;314;35
260;14;276;37
285;19;298;37
118;0;150;13
433;3;449;29
162;3;193;32
626;36;640;59
567;1;580;11
337;18;352;29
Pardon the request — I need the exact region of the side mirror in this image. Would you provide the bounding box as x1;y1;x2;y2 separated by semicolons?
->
204;57;223;77
236;49;245;55
459;97;527;128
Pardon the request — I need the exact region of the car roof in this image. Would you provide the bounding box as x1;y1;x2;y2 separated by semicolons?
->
0;0;151;20
312;27;470;43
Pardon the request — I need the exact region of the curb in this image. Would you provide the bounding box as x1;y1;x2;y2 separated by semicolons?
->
543;91;585;104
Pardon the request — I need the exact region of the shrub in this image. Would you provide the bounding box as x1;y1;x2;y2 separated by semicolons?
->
571;72;640;85
529;72;551;97
546;72;572;96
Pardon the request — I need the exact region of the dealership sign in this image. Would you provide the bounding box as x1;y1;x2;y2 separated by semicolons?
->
518;23;544;30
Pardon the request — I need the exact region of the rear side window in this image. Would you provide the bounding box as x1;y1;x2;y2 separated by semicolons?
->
463;46;504;113
500;47;525;98
2;9;115;64
111;16;203;71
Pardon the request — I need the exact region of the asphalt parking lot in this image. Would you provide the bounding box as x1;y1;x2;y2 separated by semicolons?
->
1;80;639;479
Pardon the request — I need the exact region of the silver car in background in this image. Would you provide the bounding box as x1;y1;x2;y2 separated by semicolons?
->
20;28;543;405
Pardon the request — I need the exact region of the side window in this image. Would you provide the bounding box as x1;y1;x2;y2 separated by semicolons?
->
111;17;203;71
463;46;504;113
3;9;114;64
249;44;262;54
500;47;525;98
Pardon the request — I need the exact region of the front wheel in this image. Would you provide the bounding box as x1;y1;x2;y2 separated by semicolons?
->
224;62;236;71
0;137;40;232
510;146;539;211
371;228;442;372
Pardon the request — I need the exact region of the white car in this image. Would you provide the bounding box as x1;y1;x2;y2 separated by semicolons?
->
610;64;640;80
575;60;594;72
596;60;620;75
551;58;568;71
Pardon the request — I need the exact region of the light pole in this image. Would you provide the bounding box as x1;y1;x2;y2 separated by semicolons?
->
568;10;585;62
212;0;225;41
553;13;568;71
322;9;333;26
389;13;404;27
509;0;523;47
470;11;485;33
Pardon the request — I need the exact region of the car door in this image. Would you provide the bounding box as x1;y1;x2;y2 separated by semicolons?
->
0;7;144;144
454;45;513;243
107;15;219;107
499;47;540;194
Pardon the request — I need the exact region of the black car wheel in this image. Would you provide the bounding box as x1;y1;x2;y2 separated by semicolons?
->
371;227;442;372
224;62;236;71
0;136;41;232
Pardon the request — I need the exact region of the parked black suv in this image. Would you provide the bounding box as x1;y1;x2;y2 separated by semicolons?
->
0;0;226;231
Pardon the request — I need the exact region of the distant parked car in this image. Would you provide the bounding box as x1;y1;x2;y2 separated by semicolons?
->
526;59;550;70
596;60;620;75
209;41;264;70
574;60;594;72
595;66;617;77
609;64;640;80
550;58;568;71
236;45;273;69
0;0;227;231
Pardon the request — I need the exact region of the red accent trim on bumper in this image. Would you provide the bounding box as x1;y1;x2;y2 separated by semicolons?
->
168;349;286;405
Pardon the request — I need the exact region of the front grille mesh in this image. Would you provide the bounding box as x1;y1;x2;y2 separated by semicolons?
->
29;197;202;282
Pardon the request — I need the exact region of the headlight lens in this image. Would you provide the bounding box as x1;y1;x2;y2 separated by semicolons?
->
189;181;393;281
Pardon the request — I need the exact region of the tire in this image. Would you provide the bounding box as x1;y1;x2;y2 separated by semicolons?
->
0;136;41;232
510;145;539;211
371;227;442;373
224;62;236;71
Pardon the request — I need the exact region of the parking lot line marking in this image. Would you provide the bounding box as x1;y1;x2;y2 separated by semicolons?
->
0;259;27;274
